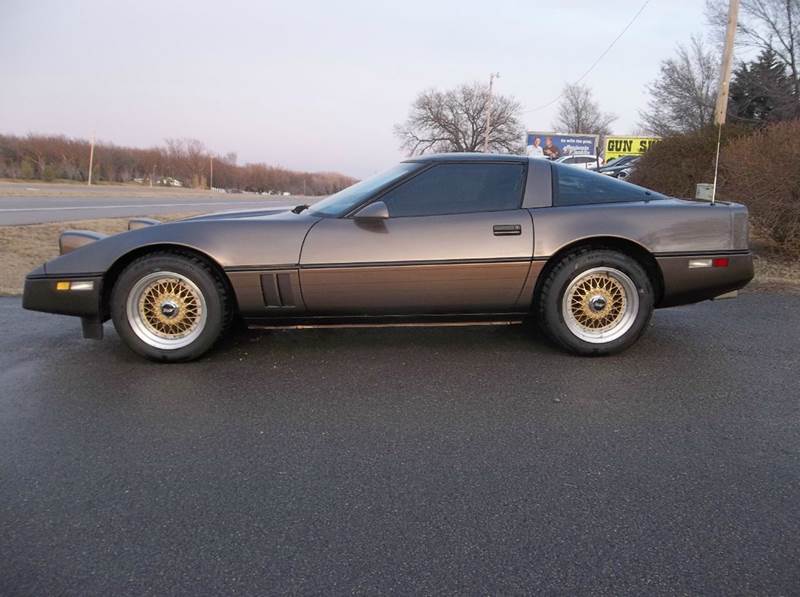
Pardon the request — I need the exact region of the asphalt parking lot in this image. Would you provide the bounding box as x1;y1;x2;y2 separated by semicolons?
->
1;292;798;595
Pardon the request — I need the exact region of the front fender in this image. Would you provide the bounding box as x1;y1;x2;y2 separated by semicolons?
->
42;215;321;276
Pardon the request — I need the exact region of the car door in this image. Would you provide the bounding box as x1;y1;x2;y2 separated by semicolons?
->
299;161;534;315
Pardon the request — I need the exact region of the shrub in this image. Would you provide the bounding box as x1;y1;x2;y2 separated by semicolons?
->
628;125;750;198
19;158;35;180
41;164;56;182
719;120;800;256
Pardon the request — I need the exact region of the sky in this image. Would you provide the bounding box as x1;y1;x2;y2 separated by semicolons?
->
1;0;708;178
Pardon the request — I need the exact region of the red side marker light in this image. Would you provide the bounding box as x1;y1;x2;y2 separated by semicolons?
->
712;257;729;268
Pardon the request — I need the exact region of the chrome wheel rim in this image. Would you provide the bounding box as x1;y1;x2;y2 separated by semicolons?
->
562;267;639;344
126;271;207;350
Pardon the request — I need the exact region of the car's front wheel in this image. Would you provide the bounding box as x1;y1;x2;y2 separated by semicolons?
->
110;252;232;361
537;249;654;355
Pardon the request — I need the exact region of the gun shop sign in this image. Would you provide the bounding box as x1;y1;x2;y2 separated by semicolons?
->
604;136;661;160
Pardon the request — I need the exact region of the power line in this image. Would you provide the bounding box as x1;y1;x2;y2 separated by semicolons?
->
523;0;652;114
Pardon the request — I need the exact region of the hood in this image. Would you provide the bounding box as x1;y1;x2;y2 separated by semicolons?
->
179;206;293;222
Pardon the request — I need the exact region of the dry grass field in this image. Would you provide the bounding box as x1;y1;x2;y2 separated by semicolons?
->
1;217;798;296
748;229;800;293
0;214;197;295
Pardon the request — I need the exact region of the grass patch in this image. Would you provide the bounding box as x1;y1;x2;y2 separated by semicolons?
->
753;256;800;292
749;228;800;293
0;214;197;295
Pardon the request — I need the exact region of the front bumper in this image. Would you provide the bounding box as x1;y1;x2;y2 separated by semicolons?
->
23;272;104;318
657;252;754;308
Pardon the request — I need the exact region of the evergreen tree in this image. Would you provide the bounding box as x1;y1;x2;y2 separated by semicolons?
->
728;50;798;124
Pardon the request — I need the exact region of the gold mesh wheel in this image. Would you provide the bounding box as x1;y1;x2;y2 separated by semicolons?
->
126;271;208;349
561;267;639;344
569;273;626;330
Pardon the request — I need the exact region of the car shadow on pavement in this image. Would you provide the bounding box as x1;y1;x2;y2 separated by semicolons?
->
96;317;686;371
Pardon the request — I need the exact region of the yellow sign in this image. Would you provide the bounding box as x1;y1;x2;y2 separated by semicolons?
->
604;136;661;161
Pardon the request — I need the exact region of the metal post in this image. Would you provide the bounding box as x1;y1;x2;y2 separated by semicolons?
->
87;133;95;186
711;123;724;204
483;72;500;153
209;156;214;190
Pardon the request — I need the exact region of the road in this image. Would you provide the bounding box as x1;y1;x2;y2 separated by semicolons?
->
1;292;798;595
0;195;300;225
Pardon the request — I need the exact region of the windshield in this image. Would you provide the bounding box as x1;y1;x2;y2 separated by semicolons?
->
306;162;421;217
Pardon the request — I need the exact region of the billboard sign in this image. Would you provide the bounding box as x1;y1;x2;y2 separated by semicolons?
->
604;136;661;161
525;132;598;159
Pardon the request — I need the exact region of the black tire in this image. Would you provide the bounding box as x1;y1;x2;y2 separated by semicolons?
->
536;249;654;356
110;252;233;362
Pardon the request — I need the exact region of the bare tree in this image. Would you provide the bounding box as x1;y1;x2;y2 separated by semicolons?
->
639;36;719;136
707;0;800;97
552;83;617;138
164;138;209;187
184;138;209;188
394;82;524;155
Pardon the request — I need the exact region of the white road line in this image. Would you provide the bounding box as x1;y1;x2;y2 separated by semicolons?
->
0;202;291;213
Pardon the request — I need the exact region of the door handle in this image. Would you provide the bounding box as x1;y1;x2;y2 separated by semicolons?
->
493;224;521;236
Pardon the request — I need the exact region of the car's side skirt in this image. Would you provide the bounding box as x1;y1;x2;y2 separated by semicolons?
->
243;312;529;330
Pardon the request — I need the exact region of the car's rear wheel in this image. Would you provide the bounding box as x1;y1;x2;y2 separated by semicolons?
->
110;252;232;361
537;249;654;355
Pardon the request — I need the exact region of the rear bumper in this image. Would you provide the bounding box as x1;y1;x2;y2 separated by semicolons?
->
23;272;104;318
656;252;754;308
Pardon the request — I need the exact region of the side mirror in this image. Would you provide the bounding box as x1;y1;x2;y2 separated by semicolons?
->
354;201;389;220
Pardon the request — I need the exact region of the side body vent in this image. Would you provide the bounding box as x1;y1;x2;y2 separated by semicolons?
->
224;269;305;317
260;272;300;308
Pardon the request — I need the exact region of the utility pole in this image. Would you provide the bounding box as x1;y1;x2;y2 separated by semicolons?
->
209;155;214;190
711;0;740;204
87;133;95;186
483;72;500;153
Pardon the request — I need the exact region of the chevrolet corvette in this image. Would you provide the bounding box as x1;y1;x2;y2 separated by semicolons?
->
23;153;753;361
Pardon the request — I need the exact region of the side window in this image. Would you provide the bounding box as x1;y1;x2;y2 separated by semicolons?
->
379;163;526;217
553;163;661;206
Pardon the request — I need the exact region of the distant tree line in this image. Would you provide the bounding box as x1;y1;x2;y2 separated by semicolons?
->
0;134;357;195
